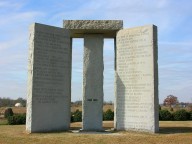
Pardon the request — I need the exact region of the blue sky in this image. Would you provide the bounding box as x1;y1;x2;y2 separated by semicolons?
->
0;0;192;103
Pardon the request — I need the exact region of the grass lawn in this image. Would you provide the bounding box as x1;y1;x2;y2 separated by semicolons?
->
0;121;191;144
0;118;7;125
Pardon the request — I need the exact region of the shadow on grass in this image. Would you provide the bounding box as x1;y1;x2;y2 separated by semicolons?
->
159;127;192;134
70;126;114;131
70;127;81;130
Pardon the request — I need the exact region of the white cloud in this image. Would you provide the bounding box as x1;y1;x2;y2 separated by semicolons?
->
0;39;23;51
0;11;43;26
0;0;191;103
0;0;24;9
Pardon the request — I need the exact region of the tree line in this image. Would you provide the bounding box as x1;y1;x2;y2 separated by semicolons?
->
0;97;26;107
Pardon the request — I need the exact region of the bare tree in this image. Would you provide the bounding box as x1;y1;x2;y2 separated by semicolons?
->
163;95;179;107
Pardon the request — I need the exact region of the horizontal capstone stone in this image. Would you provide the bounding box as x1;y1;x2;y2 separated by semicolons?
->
63;20;123;38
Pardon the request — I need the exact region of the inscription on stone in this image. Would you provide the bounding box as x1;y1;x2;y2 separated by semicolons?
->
116;25;158;132
26;23;71;132
32;31;70;104
87;99;98;101
26;20;158;133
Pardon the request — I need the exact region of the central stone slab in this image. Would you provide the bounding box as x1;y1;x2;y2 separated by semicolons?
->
63;20;123;38
82;34;104;131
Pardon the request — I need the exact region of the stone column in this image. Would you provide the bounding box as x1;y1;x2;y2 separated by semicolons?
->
115;25;159;133
82;34;104;131
27;23;71;133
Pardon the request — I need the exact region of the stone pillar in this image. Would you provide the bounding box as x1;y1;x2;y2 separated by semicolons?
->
82;34;104;131
115;25;159;133
26;23;71;133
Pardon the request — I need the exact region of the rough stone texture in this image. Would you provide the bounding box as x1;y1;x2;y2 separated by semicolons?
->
82;34;104;131
63;20;123;38
115;25;159;133
26;23;71;133
64;20;123;29
26;20;159;134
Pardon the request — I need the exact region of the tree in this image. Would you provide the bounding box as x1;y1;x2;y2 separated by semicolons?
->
0;97;27;107
163;95;179;107
71;109;82;122
103;109;114;121
4;108;14;118
0;97;15;107
159;109;172;121
173;109;188;121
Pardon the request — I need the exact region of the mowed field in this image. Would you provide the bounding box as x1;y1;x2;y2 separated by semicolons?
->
0;106;192;144
0;121;191;144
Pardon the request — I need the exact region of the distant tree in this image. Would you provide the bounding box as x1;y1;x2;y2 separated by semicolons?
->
4;108;14;118
104;101;113;105
0;97;14;107
170;107;174;111
173;109;188;121
71;109;82;122
103;109;114;121
73;100;82;106
159;109;172;121
0;97;26;107
187;104;192;111
163;95;179;107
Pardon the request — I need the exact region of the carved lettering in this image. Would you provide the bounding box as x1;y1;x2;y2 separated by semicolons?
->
116;26;157;131
31;30;70;104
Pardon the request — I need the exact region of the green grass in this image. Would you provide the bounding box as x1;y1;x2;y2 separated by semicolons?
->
0;121;191;144
0;118;7;125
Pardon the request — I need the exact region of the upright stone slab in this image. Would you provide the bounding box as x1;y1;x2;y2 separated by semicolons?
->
26;23;71;132
115;25;159;133
82;34;104;131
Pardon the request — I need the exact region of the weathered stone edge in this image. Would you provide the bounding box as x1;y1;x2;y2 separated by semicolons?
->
63;20;123;30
